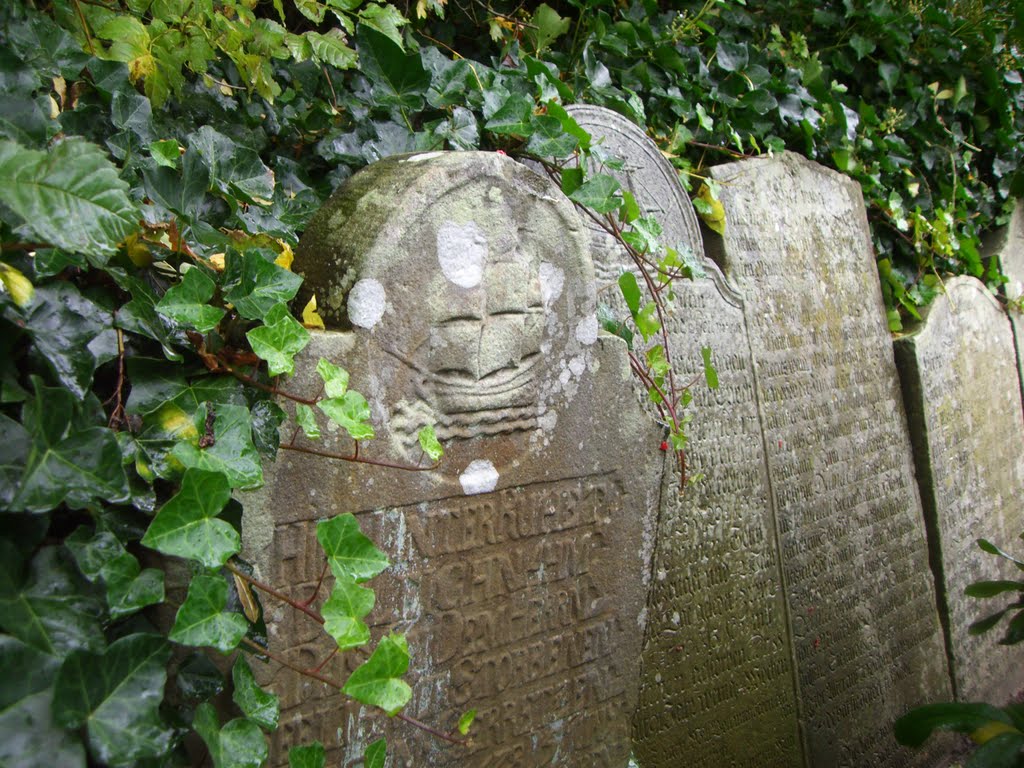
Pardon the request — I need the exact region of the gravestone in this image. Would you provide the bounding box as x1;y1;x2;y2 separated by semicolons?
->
894;276;1024;703
564;106;803;768
988;201;1024;405
242;151;661;767
706;152;952;767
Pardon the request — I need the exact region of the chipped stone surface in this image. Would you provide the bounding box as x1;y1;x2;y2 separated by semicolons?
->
564;106;803;768
709;152;952;768
895;276;1024;703
245;152;660;767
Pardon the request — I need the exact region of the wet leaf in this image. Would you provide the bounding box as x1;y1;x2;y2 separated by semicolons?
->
342;633;411;716
232;656;279;731
322;577;374;650
142;468;238;568
156;267;225;333
246;303;310;377
317;390;374;440
223;249;303;321
295;403;321;439
193;703;268;768
356;26;430;111
52;633;173;765
569;174;621;214
316;513;389;583
171;403;263;489
457;708;476;736
66;527;164;618
316;358;349;398
288;742;326;768
364;739;386;768
189;126;275;205
417;425;443;461
170;574;249;652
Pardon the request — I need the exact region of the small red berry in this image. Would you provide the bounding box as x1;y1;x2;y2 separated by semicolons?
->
659;441;669;451
495;149;507;156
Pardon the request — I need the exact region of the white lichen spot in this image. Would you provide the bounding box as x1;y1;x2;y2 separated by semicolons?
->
459;459;499;495
657;568;667;581
437;221;487;288
575;313;598;345
538;410;557;433
671;611;680;626
347;278;386;329
403;151;444;163
568;355;586;377
487;186;503;203
539;261;564;308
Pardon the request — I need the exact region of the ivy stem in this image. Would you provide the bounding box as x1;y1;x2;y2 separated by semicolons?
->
395;713;468;746
71;0;95;54
282;442;440;473
301;561;330;608
226;561;324;625
220;365;319;406
241;637;341;688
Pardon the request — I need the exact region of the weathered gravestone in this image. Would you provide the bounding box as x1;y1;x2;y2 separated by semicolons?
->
563;106;803;768
242;151;661;767
894;276;1024;703
706;152;952;767
988;201;1024;405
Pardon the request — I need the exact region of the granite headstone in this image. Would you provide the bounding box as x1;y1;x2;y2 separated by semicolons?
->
707;152;952;768
895;275;1024;703
242;151;661;767
563;106;804;768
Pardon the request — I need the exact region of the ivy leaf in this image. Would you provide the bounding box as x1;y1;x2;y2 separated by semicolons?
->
293;0;326;23
316;513;389;583
358;3;408;49
417;425;443;461
171;403;263;489
0;138;138;261
364;739;386;768
246;303;310;377
716;40;748;73
141;468;238;569
288;742;325;768
193;703;269;768
295;404;321;440
317;390;374;440
702;346;719;389
635;301;660;342
457;708;476;736
12;379;129;513
569;174;621;214
23;282;116;398
223;249;303;321
356;26;430;111
316;358;349;398
343;633;411;715
114;274;183;362
150;139;180;168
188;126;275;205
484;93;534;137
0;544;104;657
307;30;357;70
170;574;249;653
232;657;279;731
322;577;374;650
156;268;225;333
0;636;86;768
525;114;578;158
66;528;164;618
0;414;29;509
617;271;641;317
52;633;173;766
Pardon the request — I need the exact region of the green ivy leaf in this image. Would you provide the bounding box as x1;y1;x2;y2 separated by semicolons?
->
0;414;28;509
635;301;660;342
716;40;748;73
170;574;249;653
417;425;443;461
22;282;116;398
189;126;275;205
223;249;303;321
114;274;183;362
193;703;269;768
569;173;621;214
702;346;719;389
52;633;173;766
141;468;239;569
156;267;225;333
965;580;1024;599
316;358;349;398
293;0;326;23
0;636;86;768
358;3;408;49
246;303;310;377
645;345;669;378
529;3;569;53
232;657;279;731
12;379;129;513
171;403;263;489
150;139;180;168
356;26;430;111
895;702;1015;747
295;404;321;439
342;633;411;716
484;93;534;137
457;708;476;736
288;742;326;768
364;738;386;768
617;271;641;317
322;577;374;650
316;513;389;583
307;30;357;70
525;114;577;158
977;539;1024;571
0;138;138;261
0;544;104;657
66;528;164;618
318;390;375;441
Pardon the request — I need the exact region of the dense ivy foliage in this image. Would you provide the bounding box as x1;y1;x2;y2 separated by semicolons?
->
0;0;1021;765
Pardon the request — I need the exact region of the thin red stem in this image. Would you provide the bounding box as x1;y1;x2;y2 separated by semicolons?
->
395;713;468;746
241;637;342;688
301;561;331;608
226;562;324;625
281;442;439;472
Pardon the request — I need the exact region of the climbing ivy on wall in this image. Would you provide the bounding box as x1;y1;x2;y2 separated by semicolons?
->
1;0;1021;765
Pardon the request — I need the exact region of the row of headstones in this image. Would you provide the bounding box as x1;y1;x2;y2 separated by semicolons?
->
241;106;1024;767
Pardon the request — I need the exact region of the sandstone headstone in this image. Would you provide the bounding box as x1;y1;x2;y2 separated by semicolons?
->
894;276;1024;703
707;152;952;767
242;151;661;767
988;201;1024;407
564;106;803;768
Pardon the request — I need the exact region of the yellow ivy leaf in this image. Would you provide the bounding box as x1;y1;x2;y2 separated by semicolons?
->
157;403;199;439
209;253;226;272
123;233;154;267
970;721;1020;745
0;261;34;307
274;242;294;271
301;294;325;330
695;183;726;235
129;54;157;83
